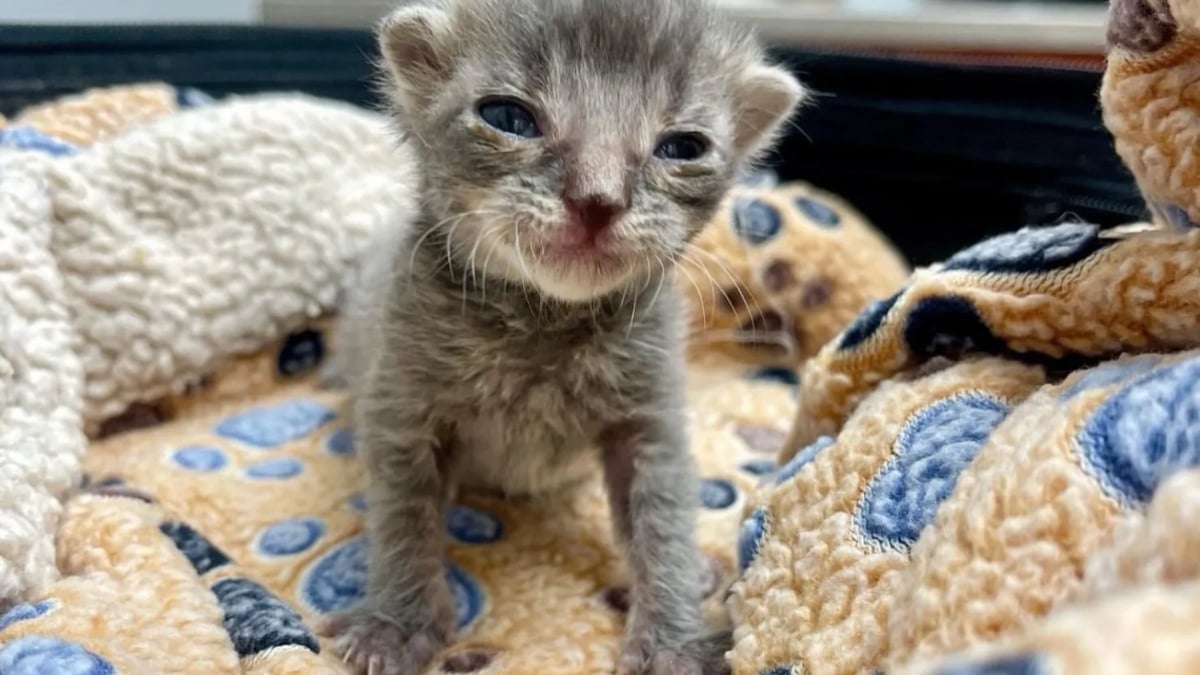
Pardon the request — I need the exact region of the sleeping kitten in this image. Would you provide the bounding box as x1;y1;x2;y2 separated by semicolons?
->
325;1;803;673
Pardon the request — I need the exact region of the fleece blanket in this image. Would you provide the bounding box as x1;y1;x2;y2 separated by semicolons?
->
4;0;1199;668
0;83;905;673
729;0;1200;674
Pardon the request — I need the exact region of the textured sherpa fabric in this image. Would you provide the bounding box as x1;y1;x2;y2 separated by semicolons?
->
53;93;411;431
0;84;907;673
1103;0;1200;229
0;84;412;614
728;1;1200;672
0;145;86;610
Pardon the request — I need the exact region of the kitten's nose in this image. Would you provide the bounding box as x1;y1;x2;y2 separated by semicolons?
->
563;194;626;238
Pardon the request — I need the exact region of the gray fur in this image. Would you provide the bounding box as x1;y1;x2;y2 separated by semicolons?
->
324;1;802;673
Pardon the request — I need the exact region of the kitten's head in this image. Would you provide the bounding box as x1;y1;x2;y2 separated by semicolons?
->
378;0;803;302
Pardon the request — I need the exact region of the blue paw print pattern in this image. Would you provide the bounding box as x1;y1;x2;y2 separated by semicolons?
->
276;329;326;378
699;479;738;510
1078;357;1200;506
257;518;326;557
299;536;367;614
0;125;78;157
0;600;55;632
244;457;304;480
776;435;835;486
942;222;1108;274
857;393;1008;550
0;636;115;674
795;196;840;228
741;459;776;476
933;652;1046;675
732;198;783;244
300;536;485;629
1060;355;1165;401
216;400;336;449
839;291;901;350
903;296;1005;360
738;507;769;574
171;445;228;472
325;428;355;457
1157;203;1198;229
213;578;320;657
751;367;799;388
161;521;232;575
446;505;504;544
446;563;485;629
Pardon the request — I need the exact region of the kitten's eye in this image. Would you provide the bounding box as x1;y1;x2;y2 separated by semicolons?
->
477;98;542;139
654;133;709;161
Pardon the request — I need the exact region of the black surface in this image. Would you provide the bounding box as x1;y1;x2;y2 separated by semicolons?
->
0;25;1145;263
765;50;1143;262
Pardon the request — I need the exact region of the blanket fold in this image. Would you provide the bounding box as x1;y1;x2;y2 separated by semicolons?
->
730;1;1200;673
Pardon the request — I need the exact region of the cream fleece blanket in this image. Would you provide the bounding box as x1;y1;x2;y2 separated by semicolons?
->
0;90;410;609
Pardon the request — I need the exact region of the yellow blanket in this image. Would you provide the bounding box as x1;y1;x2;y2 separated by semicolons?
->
0;83;904;673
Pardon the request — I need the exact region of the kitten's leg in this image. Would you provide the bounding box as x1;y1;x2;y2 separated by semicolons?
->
322;416;456;675
601;420;729;675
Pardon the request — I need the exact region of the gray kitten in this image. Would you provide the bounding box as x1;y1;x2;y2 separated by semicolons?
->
324;1;803;673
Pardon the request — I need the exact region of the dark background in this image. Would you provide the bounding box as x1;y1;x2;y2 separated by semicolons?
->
0;26;1144;264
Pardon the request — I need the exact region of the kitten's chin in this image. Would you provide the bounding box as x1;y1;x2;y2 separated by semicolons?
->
527;264;639;303
488;240;640;303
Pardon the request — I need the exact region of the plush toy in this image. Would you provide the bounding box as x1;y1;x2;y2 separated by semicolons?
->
682;174;909;370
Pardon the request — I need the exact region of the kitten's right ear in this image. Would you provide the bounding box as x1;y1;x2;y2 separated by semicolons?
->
730;63;805;161
377;3;454;111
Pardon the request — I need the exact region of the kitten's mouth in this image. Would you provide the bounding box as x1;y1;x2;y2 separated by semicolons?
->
541;242;629;270
516;236;639;301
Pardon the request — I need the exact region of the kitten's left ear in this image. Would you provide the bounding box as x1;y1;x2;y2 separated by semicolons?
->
731;64;806;160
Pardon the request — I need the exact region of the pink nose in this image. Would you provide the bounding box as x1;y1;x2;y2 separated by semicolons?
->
564;194;626;237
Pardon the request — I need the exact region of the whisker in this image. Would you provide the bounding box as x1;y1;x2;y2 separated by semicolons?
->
480;226;503;303
648;255;669;311
675;264;710;329
682;244;756;316
689;327;793;351
403;209;500;287
627;284;639;336
513;227;539;318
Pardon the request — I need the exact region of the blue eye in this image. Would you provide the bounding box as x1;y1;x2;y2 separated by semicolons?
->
477;99;542;139
654;133;708;161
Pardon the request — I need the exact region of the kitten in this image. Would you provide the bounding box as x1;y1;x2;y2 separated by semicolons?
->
324;1;803;673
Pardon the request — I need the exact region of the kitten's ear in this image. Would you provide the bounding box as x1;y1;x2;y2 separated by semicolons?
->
731;64;805;160
377;3;454;111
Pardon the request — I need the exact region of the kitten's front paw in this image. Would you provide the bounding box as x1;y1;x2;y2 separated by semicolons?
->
322;611;448;675
616;628;732;675
617;644;705;675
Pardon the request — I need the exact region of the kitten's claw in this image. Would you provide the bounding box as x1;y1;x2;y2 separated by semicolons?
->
616;628;732;675
321;611;447;675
